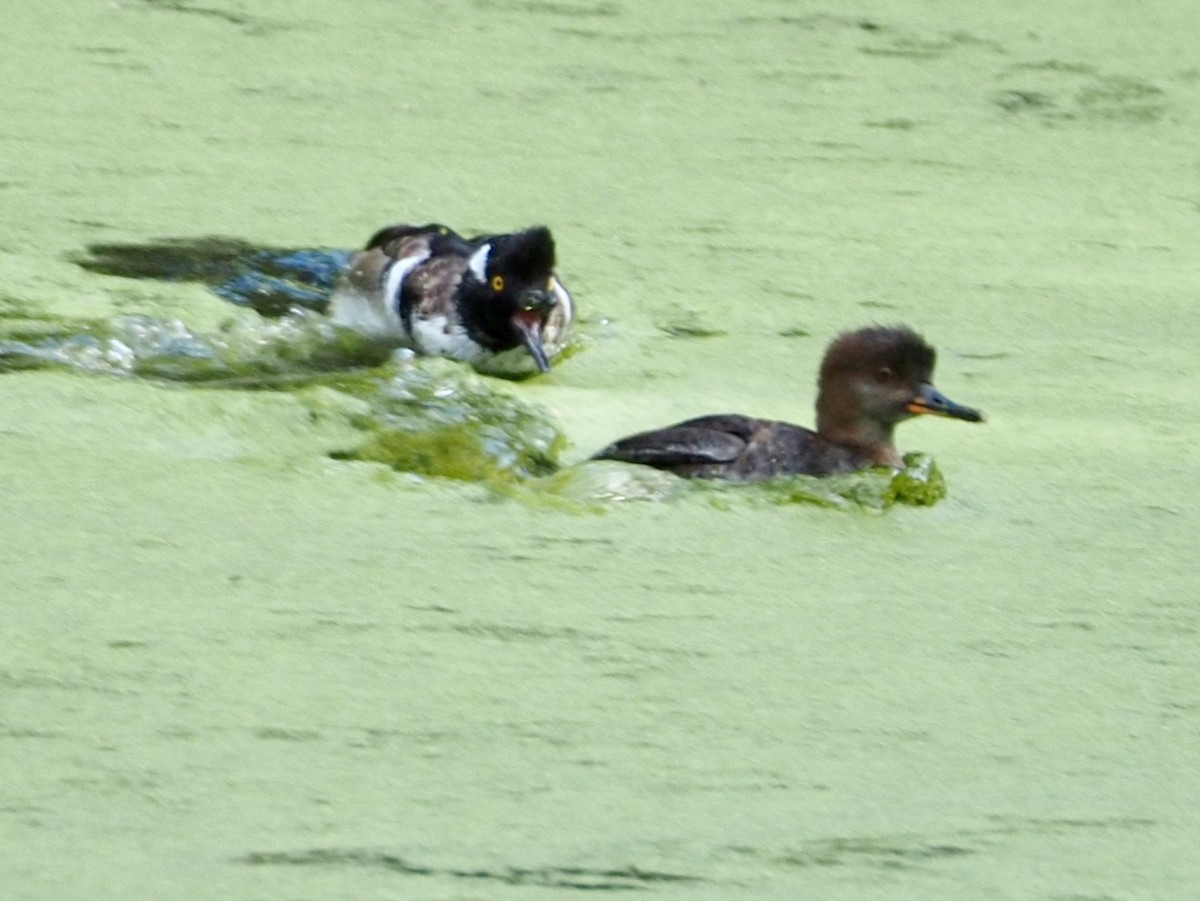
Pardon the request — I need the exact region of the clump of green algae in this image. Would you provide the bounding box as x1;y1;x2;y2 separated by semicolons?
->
311;356;565;484
527;453;947;513
748;452;947;510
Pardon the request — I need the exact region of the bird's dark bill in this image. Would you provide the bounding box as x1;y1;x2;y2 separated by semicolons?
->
512;309;551;373
906;383;984;423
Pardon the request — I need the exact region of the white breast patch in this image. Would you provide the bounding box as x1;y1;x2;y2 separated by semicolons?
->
409;314;486;361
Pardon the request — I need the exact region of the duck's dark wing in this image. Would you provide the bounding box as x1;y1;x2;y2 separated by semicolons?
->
670;414;763;440
593;415;763;467
354;226;471;320
402;256;467;320
363;223;465;253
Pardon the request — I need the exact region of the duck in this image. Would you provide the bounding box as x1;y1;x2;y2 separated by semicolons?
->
592;325;984;479
328;222;574;376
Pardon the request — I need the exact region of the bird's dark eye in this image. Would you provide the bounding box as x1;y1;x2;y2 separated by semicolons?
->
491;275;505;292
876;366;895;382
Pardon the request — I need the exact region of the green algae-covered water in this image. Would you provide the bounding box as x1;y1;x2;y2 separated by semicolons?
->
4;2;1199;898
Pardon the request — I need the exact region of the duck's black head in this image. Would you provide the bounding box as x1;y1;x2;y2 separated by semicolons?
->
816;325;983;458
458;226;560;372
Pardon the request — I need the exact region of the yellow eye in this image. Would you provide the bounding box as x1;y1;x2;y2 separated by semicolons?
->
490;275;504;292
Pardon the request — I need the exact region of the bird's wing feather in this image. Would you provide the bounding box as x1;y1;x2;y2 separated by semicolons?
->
669;414;763;442
404;256;466;319
596;424;750;466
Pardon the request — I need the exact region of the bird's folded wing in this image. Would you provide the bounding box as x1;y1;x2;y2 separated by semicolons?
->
596;425;748;466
